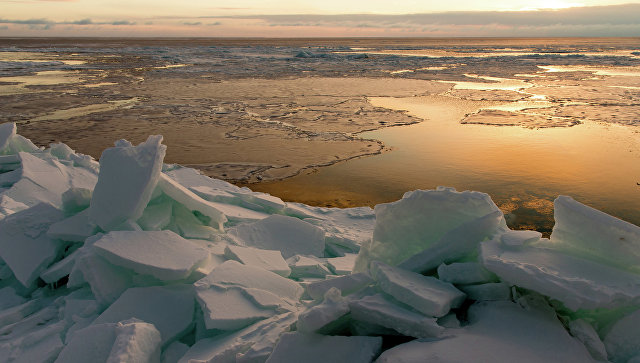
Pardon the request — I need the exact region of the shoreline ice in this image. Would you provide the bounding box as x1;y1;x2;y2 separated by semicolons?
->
0;122;639;362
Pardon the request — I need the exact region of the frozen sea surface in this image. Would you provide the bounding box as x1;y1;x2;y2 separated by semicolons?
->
1;37;639;231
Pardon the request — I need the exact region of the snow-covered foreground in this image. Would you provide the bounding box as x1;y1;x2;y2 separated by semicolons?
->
0;121;639;363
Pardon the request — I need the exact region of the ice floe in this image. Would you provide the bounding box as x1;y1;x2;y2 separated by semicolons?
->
0;122;639;362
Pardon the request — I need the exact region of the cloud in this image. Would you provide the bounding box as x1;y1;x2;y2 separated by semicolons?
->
0;18;137;28
234;4;640;30
110;20;135;25
183;21;202;26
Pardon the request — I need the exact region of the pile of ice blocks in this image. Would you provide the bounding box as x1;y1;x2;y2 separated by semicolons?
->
0;122;639;363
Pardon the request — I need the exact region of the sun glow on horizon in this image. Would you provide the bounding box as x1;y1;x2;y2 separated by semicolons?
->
517;0;585;10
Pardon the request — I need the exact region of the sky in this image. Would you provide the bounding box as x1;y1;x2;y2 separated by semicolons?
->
0;0;639;37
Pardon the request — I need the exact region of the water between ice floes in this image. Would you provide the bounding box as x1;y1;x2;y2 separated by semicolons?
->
253;94;640;231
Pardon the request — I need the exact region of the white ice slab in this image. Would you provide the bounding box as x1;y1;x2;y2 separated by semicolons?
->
354;188;505;272
458;282;512;301
179;312;296;363
376;301;594;363
500;230;542;248
93;285;195;346
349;293;444;338
93;230;209;281
196;260;303;302
549;196;640;273
371;261;466;317
0;203;64;288
306;272;372;301
157;173;226;231
74;251;133;306
225;245;291;277
47;209;97;242
396;210;505;274
40;249;79;284
56;319;161;363
297;288;350;333
4;152;97;208
437;262;497;285
230;214;325;258
61;187;92;214
327;254;357;275
287;255;331;279
0;122;16;152
481;239;640;310
137;200;172;231
196;285;275;331
569;319;608;361
89;135;166;231
1;321;64;363
0;286;26;310
265;332;382;363
604;309;640;363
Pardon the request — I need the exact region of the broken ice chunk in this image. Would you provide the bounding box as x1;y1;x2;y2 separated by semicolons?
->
0;203;64;288
157;173;226;231
0;287;26;310
481;238;640;310
93;230;210;281
230;215;325;258
307;273;373;300
437;262;497;285
40;248;79;284
4;152;97;208
371;261;466;317
225;245;291;277
93;285;195;346
136;200;172;231
196;285;275;331
172;203;218;239
549;195;640;273
61;187;93;214
354;188;505;272
297;288;350;333
287;255;331;279
161;341;189;363
396;210;505;274
458;282;511;301
604;309;640;363
569;319;608;361
55;319;161;363
74;252;133;306
327;254;357;275
349;293;444;338
376;301;594;363
179;312;296;363
265;332;382;363
89;135;166;231
196;260;302;302
306;272;373;301
1;321;65;363
0;122;17;152
500;230;542;248
47;209;97;242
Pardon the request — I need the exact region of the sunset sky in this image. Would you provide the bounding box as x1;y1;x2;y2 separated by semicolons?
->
1;1;639;37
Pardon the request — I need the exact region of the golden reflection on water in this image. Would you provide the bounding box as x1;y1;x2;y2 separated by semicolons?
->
252;94;640;231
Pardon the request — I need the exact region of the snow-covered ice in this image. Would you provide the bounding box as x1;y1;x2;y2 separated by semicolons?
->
0;124;639;362
265;332;382;363
371;261;466;317
89;136;166;231
348;293;444;338
93;230;209;281
481;238;640;310
230;215;325;258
